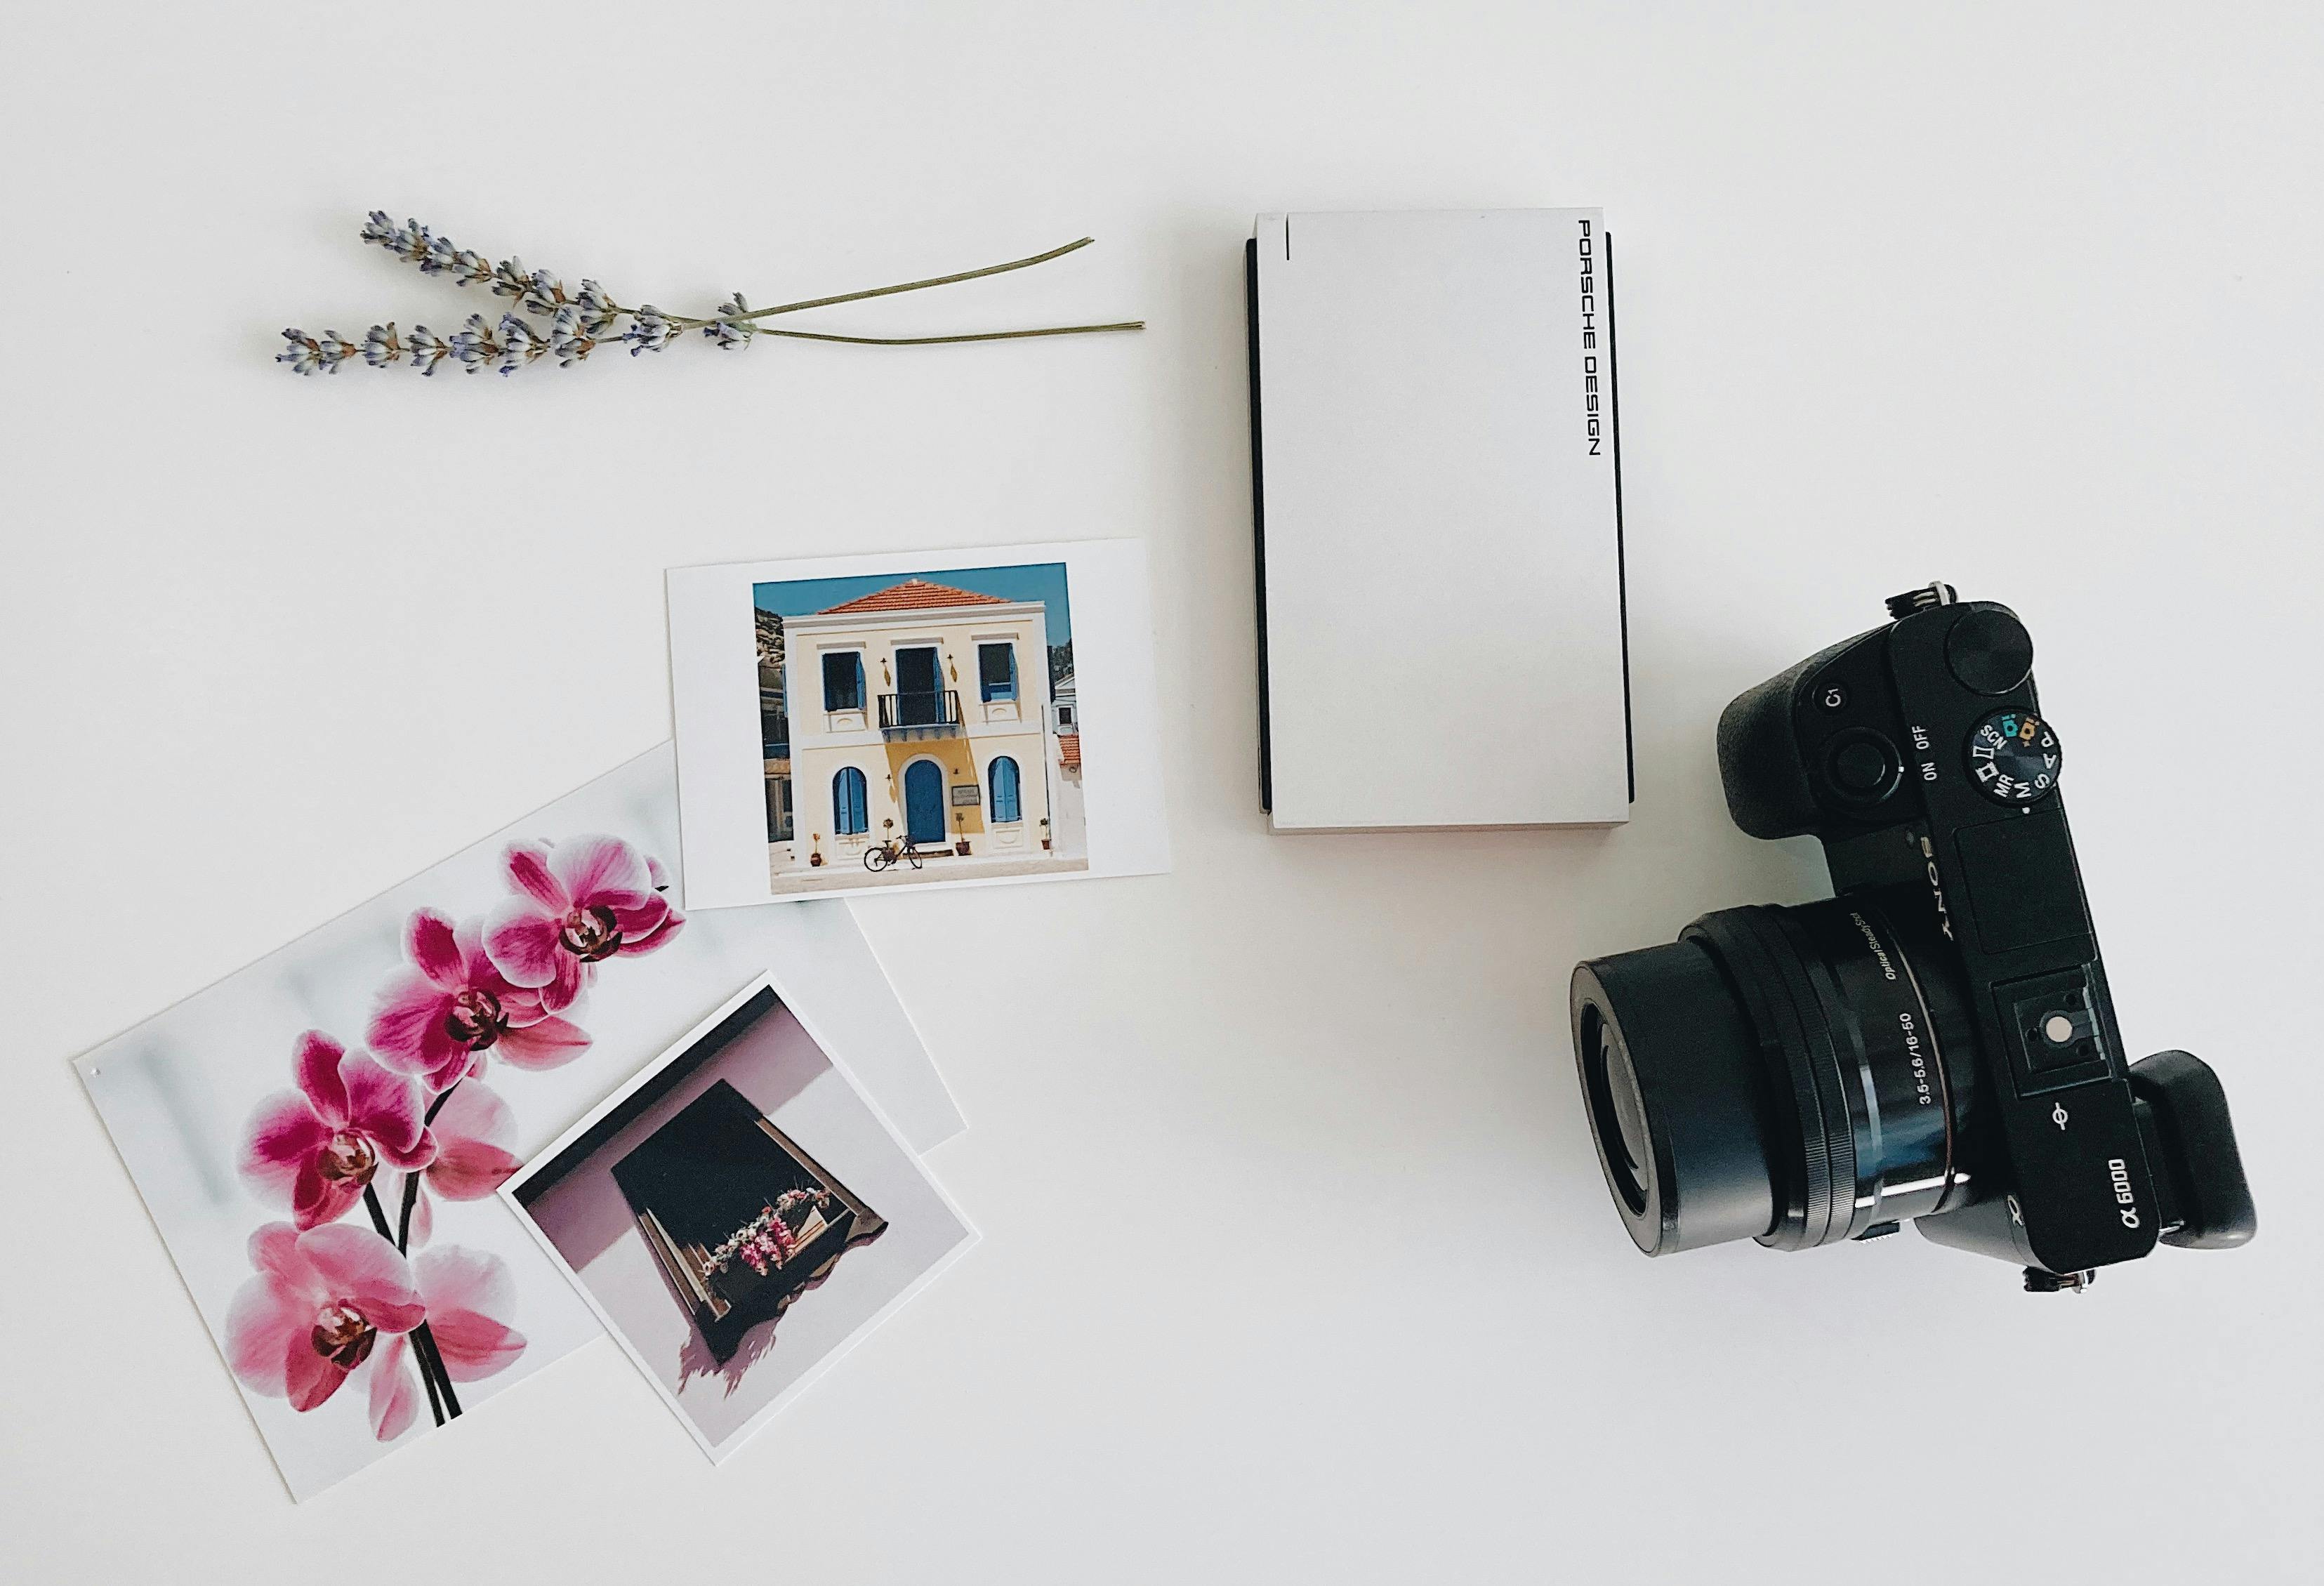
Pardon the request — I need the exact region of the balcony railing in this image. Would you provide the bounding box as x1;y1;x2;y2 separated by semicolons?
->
878;689;962;734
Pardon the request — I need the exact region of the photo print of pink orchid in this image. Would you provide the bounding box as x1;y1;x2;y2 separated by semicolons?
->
77;746;962;1500
225;833;687;1437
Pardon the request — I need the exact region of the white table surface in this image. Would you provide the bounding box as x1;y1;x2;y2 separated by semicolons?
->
5;5;2319;1581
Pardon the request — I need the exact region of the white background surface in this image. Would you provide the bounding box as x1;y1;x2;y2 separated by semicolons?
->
4;4;2320;1582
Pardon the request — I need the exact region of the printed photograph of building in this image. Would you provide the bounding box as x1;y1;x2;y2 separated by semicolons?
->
755;562;1088;892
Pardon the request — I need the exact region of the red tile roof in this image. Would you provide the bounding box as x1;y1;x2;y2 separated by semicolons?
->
817;578;1012;616
1059;734;1081;771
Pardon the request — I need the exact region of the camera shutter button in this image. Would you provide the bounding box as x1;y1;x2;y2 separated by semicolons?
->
1946;609;2035;695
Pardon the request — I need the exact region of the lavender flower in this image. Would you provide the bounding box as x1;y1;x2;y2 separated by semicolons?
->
491;257;532;300
447;313;503;375
408;325;451;376
574;279;619;337
548;305;597;366
622;305;681;356
277;329;357;376
519;268;572;319
428;235;494;289
496;313;547;376
362;323;404;369
371;216;435;269
704;292;753;350
286;214;1142;378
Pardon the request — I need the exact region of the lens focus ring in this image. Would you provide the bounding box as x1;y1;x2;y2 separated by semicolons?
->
1689;909;1856;1251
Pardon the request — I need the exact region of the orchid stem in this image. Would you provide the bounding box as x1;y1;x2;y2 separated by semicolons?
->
400;1079;466;1417
397;1169;421;1252
402;1080;457;1253
367;1183;448;1426
412;1324;461;1418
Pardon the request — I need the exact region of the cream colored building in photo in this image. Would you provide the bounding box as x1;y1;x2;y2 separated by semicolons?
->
766;579;1086;890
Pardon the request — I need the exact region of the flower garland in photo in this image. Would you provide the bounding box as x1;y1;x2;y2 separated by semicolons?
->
277;213;1142;378
704;1188;833;1279
225;835;683;1440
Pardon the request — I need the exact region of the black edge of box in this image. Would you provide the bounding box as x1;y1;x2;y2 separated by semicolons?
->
1605;228;1635;805
1246;234;1272;814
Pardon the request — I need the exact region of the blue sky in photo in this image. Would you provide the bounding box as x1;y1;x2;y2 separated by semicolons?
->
753;561;1072;642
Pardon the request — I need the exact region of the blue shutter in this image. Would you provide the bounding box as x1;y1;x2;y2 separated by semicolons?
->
833;767;868;834
979;642;1017;702
822;652;865;712
989;756;1021;822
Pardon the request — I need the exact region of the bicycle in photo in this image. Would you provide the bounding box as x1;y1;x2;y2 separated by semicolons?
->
863;836;928;873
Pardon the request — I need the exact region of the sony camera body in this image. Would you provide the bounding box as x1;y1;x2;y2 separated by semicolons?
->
1570;584;2254;1288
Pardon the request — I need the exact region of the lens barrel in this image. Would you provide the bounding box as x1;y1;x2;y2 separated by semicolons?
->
1570;892;1977;1257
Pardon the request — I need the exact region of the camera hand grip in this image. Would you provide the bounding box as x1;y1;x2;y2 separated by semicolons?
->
2129;1050;2258;1250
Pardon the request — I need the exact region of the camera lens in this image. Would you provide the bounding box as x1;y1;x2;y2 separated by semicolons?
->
1569;938;1778;1254
1569;890;1979;1256
1578;1005;1651;1215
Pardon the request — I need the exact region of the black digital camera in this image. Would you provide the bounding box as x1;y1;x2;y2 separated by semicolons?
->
1569;585;2255;1290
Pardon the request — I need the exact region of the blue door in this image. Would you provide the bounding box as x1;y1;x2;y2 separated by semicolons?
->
904;760;946;845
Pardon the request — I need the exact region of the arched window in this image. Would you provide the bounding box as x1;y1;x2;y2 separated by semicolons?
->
832;767;869;835
987;755;1022;823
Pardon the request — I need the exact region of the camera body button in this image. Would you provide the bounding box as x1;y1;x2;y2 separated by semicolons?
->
1947;608;2035;694
1822;729;1901;805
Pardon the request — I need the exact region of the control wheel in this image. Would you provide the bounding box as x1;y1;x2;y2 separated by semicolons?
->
1821;728;1902;809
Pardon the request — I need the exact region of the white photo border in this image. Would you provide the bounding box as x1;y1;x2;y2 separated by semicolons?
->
667;538;1169;908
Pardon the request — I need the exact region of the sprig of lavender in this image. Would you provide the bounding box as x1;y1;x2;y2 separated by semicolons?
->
279;212;1142;377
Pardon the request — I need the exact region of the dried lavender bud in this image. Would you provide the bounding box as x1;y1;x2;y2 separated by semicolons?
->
358;212;424;263
408;325;451;376
548;305;597;366
277;329;325;376
520;268;571;319
389;219;432;267
705;292;753;350
448;312;503;374
623;305;680;355
277;329;359;375
362;323;404;368
574;279;620;336
496;312;547;376
491;257;532;299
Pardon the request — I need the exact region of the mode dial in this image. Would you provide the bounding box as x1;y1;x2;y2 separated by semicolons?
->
1965;710;2062;805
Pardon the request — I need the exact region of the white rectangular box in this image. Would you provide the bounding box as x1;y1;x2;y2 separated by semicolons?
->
1248;209;1632;831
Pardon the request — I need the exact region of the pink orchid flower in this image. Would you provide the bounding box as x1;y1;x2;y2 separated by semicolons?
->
425;1079;523;1199
366;1245;529;1437
224;1222;427;1422
393;1081;524;1249
368;909;590;1089
483;836;683;1013
240;1033;436;1230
